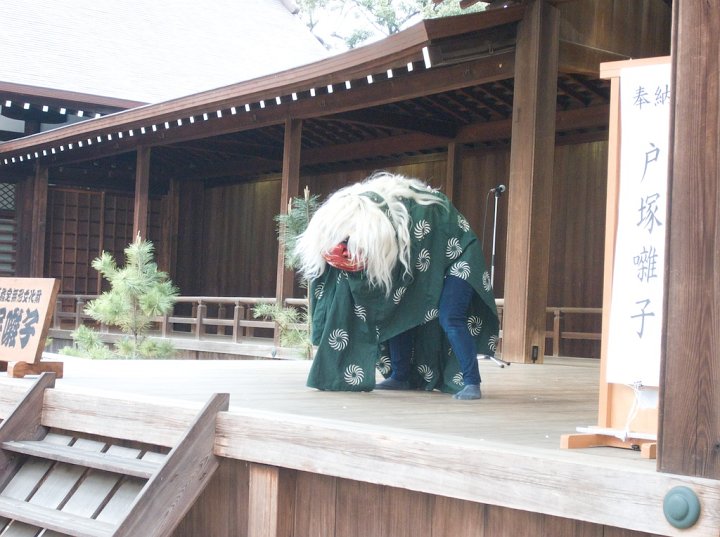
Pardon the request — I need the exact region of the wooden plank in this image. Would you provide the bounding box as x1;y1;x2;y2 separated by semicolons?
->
41;390;201;448
112;392;229;537
0;373;56;491
430;496;485;537
335;479;383;537
247;463;296;537
30;164;48;278
1;440;160;479
0;497;114;537
294;472;336;537
658;0;720;479
214;406;720;536
382;487;432;537
501;0;560;363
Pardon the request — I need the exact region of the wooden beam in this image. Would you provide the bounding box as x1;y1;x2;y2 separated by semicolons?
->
133;146;150;240
659;0;720;479
501;0;559;363
326;109;458;138
444;141;463;202
558;40;629;77
30;163;48;277
275;119;302;308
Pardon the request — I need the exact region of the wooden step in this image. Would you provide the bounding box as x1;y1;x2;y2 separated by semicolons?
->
2;440;162;479
0;496;115;537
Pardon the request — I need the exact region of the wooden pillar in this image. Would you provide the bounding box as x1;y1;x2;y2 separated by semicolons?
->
159;178;180;275
501;0;559;363
659;2;720;478
275;119;302;306
133;146;151;240
30;164;48;277
247;463;296;537
444;141;462;202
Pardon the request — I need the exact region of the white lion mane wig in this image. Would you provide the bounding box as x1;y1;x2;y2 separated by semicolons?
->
295;172;446;295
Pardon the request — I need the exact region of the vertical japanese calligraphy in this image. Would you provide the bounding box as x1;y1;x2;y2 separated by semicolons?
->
606;63;671;386
0;278;59;366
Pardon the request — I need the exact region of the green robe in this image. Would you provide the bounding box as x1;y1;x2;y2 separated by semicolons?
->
306;191;499;393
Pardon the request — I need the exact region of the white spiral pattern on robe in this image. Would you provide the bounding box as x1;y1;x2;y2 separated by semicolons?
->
418;364;434;381
413;219;431;239
449;261;471;279
458;215;470;232
393;286;407;304
344;364;364;385
488;334;499;352
354;304;367;321
467;316;483;336
336;272;348;283
424;308;439;323
376;354;391;375
452;372;465;386
482;270;492;292
328;329;349;350
446;238;462;259
314;283;324;299
415;248;431;272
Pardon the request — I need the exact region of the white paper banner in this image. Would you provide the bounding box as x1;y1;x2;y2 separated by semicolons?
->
606;62;671;387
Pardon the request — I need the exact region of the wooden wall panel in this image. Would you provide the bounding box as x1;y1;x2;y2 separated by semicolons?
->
559;0;671;59
294;473;336;537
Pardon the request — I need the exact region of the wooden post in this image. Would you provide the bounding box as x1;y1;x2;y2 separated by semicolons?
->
444;141;462;202
247;463;296;537
501;0;559;363
133;146;151;240
275;119;302;337
30;163;48;277
659;1;720;478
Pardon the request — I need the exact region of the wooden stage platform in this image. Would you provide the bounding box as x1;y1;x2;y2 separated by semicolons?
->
1;355;719;536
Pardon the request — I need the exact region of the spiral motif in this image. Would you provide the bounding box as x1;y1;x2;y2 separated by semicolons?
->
482;270;492;292
418;364;434;381
413;219;431;239
488;334;499;352
376;354;391;375
424;308;439;322
458;215;470;232
452;372;465;386
336;272;348;283
446;238;462;259
415;248;431;272
354;304;367;321
467;316;483;336
328;329;349;350
393;287;407;304
314;283;324;299
449;261;471;279
344;364;364;386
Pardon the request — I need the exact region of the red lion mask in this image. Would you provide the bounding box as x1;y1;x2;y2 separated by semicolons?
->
323;241;365;272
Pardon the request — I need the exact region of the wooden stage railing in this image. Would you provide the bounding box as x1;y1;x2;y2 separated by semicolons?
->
51;295;601;358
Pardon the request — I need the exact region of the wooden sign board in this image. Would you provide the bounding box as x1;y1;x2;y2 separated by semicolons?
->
561;56;671;459
0;277;62;378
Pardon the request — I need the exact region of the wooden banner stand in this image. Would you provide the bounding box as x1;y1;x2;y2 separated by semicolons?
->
561;57;671;459
0;277;63;379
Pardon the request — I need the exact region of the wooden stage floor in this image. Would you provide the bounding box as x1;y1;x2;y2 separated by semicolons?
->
25;354;653;468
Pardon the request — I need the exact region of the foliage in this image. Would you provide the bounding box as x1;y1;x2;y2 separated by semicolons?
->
253;303;313;359
62;235;179;359
276;187;321;270
255;187;319;359
296;0;486;50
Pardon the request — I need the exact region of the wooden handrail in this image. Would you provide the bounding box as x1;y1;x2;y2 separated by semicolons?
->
51;295;602;358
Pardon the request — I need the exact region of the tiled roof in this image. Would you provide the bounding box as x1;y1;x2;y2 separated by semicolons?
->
2;0;328;103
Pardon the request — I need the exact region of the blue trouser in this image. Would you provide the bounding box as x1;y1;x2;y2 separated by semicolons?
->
388;275;481;385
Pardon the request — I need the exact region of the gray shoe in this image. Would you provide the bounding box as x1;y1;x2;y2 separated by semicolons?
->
452;384;482;400
375;378;411;390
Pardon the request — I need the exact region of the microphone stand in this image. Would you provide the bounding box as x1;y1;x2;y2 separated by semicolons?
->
483;185;511;368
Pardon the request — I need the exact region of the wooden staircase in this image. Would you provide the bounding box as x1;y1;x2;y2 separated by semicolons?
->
0;373;229;537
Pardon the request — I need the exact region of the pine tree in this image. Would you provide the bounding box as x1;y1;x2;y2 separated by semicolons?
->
63;234;179;359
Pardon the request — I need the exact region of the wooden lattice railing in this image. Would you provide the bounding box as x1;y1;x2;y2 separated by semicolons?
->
51;295;601;358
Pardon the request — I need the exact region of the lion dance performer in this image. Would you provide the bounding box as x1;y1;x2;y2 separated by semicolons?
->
295;172;499;400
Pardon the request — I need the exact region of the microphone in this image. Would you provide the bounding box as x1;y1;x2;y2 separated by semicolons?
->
490;184;506;194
